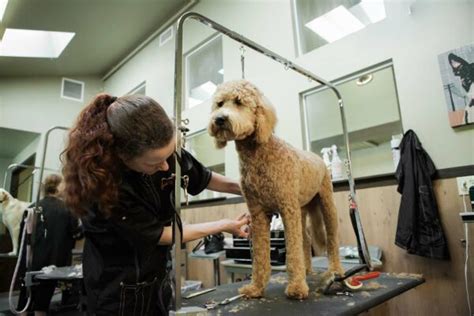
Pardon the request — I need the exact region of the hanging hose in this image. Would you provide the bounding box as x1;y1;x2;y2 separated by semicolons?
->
9;208;34;314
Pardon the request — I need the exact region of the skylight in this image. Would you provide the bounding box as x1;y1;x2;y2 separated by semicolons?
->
360;0;386;23
305;5;365;43
0;28;75;58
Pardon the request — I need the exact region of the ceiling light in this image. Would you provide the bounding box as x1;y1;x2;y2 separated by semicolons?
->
0;28;75;58
360;0;386;24
0;0;8;22
305;5;365;43
356;74;373;86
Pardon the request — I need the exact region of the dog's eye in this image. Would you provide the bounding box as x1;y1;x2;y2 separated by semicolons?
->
217;101;224;108
235;98;242;105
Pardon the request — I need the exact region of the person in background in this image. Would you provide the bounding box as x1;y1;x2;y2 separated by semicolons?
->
18;174;82;316
61;94;249;315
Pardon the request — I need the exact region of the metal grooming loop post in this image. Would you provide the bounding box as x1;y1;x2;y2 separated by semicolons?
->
34;126;69;205
31;126;69;268
6;126;69;314
3;164;58;190
173;12;371;313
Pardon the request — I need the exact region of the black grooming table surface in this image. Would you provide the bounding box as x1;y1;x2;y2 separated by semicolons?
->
183;271;424;315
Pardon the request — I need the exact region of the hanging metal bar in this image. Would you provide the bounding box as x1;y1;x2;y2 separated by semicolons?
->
173;11;372;312
3;164;59;191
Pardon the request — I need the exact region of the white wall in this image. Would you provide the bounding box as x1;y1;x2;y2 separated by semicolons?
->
296;0;474;170
104;0;474;180
0;76;104;195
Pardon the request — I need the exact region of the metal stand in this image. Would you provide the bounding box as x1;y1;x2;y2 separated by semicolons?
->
8;126;69;314
172;11;372;314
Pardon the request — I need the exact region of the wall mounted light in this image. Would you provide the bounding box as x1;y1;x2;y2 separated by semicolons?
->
356;74;373;86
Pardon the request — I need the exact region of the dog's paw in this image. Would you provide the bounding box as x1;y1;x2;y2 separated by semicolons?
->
329;265;345;278
285;281;309;300
320;270;338;287
7;251;17;257
239;283;264;298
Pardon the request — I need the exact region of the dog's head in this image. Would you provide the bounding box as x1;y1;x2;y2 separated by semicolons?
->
208;80;277;148
0;189;12;212
448;53;474;92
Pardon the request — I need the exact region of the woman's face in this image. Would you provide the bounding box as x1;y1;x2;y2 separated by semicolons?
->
122;138;176;175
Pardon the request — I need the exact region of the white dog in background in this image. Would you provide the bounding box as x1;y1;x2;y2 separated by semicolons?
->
0;189;29;256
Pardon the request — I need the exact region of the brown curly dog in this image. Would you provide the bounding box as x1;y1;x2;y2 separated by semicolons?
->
208;80;344;300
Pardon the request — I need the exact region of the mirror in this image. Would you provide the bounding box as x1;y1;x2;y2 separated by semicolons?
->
302;63;403;179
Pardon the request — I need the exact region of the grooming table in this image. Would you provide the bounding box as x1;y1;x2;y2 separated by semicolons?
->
33;265;83;281
182;271;424;315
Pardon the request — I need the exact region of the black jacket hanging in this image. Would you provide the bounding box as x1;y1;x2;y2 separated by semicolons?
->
394;129;449;260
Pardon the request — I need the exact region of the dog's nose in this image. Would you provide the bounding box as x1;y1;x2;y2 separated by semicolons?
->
214;115;227;127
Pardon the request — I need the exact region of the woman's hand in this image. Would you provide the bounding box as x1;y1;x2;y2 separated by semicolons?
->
220;213;251;238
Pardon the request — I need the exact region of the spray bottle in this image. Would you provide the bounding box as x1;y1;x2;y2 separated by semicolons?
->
331;145;343;180
320;147;332;174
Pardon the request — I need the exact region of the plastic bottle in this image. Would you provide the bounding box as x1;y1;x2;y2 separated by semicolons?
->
391;136;401;170
320;147;332;173
330;145;343;180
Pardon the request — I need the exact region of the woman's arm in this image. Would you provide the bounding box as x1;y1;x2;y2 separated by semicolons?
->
206;172;241;195
158;213;249;245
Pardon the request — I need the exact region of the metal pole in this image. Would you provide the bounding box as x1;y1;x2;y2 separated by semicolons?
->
173;15;184;311
172;12;372;312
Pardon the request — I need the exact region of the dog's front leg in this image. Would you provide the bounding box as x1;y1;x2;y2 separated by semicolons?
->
8;224;19;256
280;205;309;299
239;207;271;298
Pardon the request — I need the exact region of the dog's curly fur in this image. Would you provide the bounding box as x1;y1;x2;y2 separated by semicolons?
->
208;80;344;300
0;189;29;256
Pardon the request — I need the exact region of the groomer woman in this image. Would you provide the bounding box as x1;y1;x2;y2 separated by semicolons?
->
62;94;249;315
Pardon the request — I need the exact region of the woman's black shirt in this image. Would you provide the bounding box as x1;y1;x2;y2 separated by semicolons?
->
81;149;212;315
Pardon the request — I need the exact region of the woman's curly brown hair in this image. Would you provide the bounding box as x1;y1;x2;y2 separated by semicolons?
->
62;93;174;217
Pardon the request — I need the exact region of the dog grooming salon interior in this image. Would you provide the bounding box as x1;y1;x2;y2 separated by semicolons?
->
0;0;473;315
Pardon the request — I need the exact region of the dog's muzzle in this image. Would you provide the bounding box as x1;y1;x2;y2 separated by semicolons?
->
214;115;228;127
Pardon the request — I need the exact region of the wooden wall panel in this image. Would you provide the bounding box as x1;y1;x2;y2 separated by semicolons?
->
182;178;473;315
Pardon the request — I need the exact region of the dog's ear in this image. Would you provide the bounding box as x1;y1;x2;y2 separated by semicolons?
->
215;139;227;149
255;95;277;144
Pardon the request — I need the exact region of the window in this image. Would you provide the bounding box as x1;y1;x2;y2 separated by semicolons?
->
292;0;386;55
301;63;403;179
184;129;225;202
185;35;223;109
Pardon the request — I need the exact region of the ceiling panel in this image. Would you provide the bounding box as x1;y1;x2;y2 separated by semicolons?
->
0;0;190;77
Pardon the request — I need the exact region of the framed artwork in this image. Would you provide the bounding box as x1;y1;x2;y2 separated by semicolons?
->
438;44;474;127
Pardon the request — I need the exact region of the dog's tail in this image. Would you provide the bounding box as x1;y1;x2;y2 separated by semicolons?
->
307;195;327;256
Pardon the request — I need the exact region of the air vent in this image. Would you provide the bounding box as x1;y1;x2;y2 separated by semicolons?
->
61;78;84;102
159;26;173;47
